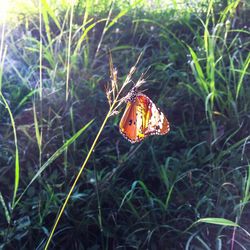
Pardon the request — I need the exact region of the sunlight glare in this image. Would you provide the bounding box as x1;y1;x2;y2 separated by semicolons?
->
0;0;10;23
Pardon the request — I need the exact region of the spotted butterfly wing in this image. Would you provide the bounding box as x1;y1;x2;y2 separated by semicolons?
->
119;90;170;143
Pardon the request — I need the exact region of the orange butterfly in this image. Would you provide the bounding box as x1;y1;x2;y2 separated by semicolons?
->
119;88;170;143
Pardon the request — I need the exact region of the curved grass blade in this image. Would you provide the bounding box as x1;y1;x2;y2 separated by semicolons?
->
236;53;250;99
106;0;143;30
14;119;94;207
196;218;239;227
0;92;20;209
0;192;10;224
14;89;39;112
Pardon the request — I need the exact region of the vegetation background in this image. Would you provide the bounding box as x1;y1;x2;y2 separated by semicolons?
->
0;0;249;249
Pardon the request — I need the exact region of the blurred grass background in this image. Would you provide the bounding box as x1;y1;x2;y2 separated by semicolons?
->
0;0;250;249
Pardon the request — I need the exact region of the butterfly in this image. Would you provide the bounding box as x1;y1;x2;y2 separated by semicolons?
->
119;88;170;143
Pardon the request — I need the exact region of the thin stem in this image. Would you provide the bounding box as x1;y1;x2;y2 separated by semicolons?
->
44;51;140;248
39;0;43;101
0;20;6;92
92;0;114;68
66;0;74;101
44;94;120;249
0;92;20;209
39;0;43;169
93;159;104;248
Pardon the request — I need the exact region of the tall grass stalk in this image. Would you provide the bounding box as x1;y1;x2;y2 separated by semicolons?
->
41;0;54;53
44;95;118;249
45;108;113;249
44;54;143;249
0;21;20;208
236;53;250;99
0;45;7;92
93;161;104;248
187;0;246;141
66;0;74;101
0;92;20;209
0;23;7;92
38;0;43;169
231;163;250;250
93;0;143;66
39;0;43;101
33;102;42;154
92;0;114;66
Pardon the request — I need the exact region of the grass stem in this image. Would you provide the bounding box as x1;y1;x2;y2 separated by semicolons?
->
44;92;121;249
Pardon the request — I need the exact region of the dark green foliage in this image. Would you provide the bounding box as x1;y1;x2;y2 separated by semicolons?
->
0;0;250;249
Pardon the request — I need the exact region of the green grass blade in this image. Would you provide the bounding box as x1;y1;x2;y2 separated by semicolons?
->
184;217;250;244
0;92;20;208
14;89;39;112
0;192;10;224
14;119;94;207
241;164;250;211
73;19;104;56
236;53;250;99
187;45;208;95
33;102;42;151
188;45;205;80
106;0;143;30
120;180;155;209
205;92;213;119
41;0;61;31
66;1;74;101
196;218;239;227
0;46;7;91
41;0;52;49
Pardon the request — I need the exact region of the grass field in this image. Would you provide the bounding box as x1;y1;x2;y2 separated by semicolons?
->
0;0;250;249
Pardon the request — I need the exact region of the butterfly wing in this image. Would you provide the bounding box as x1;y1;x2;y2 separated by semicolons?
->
119;101;138;143
138;95;170;136
119;93;170;143
119;94;150;143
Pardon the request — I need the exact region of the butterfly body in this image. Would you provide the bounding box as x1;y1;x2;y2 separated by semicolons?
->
119;88;170;143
